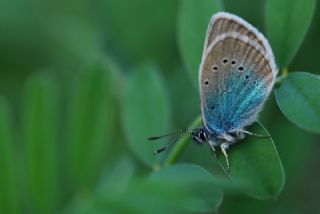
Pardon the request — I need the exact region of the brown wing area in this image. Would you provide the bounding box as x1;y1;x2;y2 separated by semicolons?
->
201;36;273;89
205;15;267;54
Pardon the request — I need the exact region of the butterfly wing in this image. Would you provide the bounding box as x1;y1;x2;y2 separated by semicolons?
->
199;12;277;134
203;12;270;57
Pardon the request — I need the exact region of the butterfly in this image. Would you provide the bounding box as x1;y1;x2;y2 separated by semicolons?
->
149;12;277;172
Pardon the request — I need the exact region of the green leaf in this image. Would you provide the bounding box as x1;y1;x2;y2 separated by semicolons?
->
88;163;222;214
178;0;223;87
95;178;185;214
268;115;314;182
266;0;315;67
217;122;285;199
23;73;58;213
0;98;19;214
150;164;223;212
275;72;320;134
90;160;187;214
64;157;136;214
121;65;170;167
68;59;116;189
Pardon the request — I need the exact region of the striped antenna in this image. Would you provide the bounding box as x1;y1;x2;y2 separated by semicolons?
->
153;130;193;155
148;128;190;141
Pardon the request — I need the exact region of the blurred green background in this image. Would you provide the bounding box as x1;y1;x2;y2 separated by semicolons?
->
0;0;319;213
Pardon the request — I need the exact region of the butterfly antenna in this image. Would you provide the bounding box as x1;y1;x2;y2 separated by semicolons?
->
153;131;193;155
148;128;190;141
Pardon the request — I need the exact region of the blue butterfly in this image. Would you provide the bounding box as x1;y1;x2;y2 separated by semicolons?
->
150;12;277;171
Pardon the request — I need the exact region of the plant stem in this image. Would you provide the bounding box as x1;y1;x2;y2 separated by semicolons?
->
163;115;202;166
275;67;288;85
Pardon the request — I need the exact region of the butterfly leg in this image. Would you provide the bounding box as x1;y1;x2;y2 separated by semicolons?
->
233;129;246;140
220;142;230;173
208;140;217;158
239;129;270;139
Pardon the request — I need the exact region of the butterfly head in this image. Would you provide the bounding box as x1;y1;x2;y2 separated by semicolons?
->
191;127;210;144
149;126;212;154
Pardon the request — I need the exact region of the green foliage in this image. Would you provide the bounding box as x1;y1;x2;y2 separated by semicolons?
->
217;123;285;199
98;0;178;66
268;113;314;182
266;0;316;67
178;0;224;87
0;0;319;213
275;72;320;134
68;60;116;190
150;164;223;212
0;98;19;214
96;157;136;199
121;65;170;167
23;74;58;213
95;176;184;214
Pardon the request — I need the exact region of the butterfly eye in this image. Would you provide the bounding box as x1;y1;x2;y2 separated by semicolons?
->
198;131;206;141
204;80;209;85
231;60;237;65
238;66;244;71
